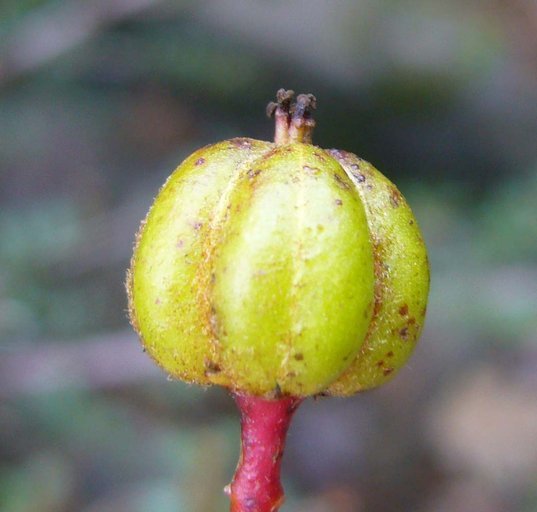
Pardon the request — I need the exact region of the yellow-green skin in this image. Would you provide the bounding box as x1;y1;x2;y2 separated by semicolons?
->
127;138;429;397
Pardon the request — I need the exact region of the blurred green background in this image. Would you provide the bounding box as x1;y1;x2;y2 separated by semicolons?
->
1;1;536;511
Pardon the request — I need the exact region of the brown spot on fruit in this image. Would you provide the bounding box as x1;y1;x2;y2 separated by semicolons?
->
231;138;252;149
408;317;416;325
303;165;320;175
383;368;394;376
328;149;345;159
193;221;203;230
204;359;221;375
335;198;343;206
376;360;385;367
399;327;409;340
353;172;366;183
409;219;414;225
390;188;402;207
386;351;394;358
399;304;409;316
247;169;261;179
294;353;304;361
333;173;350;189
209;306;219;334
195;158;205;166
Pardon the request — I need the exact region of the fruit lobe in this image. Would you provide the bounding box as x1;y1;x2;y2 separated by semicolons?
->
128;139;270;387
326;150;429;394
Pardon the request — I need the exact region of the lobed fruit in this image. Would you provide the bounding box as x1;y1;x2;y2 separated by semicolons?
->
127;93;429;398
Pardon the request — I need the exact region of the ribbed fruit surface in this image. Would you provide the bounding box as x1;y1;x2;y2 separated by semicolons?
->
127;138;429;397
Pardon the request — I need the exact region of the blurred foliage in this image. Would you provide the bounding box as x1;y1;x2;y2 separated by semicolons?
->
1;1;536;511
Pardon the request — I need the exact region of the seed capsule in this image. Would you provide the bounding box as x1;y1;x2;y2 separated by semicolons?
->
127;90;429;398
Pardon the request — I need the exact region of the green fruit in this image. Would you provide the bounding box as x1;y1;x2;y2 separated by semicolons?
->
127;91;429;398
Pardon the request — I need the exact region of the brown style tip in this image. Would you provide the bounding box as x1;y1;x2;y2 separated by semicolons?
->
267;89;316;144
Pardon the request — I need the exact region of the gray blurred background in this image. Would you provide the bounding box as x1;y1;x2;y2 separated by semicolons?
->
1;1;536;511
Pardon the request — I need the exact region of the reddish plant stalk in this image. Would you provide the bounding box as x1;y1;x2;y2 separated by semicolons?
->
227;392;303;512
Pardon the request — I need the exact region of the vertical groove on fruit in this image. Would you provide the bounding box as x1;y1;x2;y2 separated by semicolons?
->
199;141;276;387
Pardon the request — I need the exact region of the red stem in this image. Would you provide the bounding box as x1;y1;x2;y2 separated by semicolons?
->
227;392;303;512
